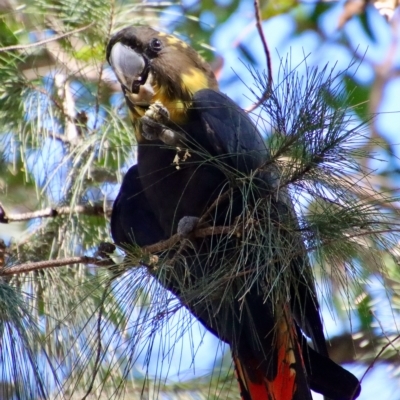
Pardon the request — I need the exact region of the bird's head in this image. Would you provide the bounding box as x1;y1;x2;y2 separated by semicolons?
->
106;26;218;129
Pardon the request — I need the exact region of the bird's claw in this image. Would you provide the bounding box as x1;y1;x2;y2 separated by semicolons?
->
177;216;200;238
141;101;181;145
145;101;170;124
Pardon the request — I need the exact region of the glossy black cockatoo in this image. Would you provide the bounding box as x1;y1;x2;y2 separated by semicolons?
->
107;26;361;400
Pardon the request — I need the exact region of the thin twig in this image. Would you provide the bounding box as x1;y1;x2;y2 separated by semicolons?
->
246;0;273;113
0;23;94;53
0;204;112;224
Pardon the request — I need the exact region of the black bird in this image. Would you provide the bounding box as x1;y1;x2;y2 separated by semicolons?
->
107;26;361;400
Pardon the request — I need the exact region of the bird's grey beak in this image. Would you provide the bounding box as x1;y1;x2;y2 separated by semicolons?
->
109;42;147;94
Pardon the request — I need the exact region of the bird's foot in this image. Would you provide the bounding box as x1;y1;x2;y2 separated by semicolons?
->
177;216;200;238
145;101;170;124
141;101;180;145
96;241;116;259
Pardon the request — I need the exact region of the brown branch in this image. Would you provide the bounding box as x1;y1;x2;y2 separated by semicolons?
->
337;0;366;29
49;132;72;144
1;225;234;276
327;331;398;365
143;225;234;254
246;0;273;113
0;204;112;224
0;240;5;269
0;23;94;53
0;256;111;276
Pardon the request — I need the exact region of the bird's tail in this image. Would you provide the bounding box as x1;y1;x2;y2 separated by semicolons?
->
232;314;361;400
233;315;311;400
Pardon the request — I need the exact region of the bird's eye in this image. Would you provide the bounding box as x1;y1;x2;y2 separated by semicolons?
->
149;38;162;54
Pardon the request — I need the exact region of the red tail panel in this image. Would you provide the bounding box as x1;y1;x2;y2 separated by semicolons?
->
233;316;301;400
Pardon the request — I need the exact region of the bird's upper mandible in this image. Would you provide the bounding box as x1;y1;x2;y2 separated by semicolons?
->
106;26;218;126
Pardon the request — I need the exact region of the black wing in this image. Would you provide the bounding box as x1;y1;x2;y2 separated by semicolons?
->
185;89;268;174
111;164;165;247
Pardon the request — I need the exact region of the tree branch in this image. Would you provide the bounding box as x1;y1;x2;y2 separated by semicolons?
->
327;330;400;366
0;240;5;269
1;225;234;277
143;225;234;254
0;203;112;224
0;256;111;276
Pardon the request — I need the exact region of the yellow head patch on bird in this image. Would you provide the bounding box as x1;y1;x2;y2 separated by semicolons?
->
107;26;218;131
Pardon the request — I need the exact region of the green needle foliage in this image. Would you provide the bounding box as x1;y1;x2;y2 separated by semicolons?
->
253;59;396;302
0;280;56;399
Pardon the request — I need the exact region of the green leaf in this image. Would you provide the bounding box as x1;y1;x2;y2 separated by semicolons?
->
309;1;333;24
0;19;18;47
295;1;333;32
355;291;374;331
260;0;299;19
343;75;370;121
